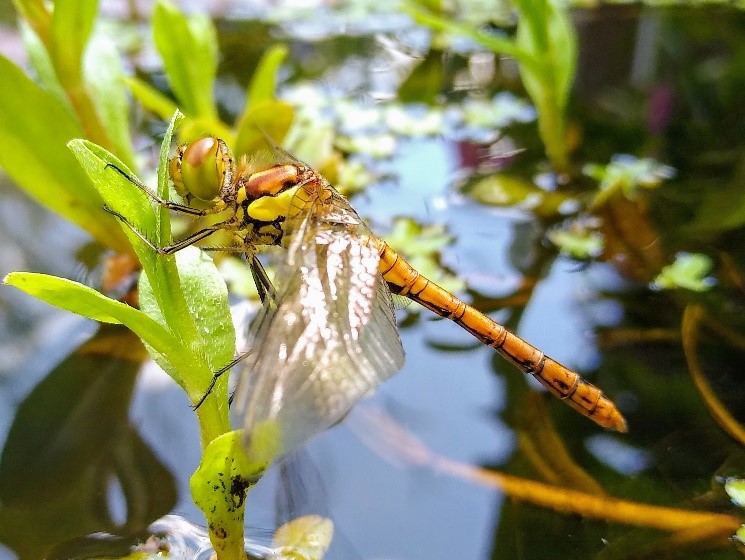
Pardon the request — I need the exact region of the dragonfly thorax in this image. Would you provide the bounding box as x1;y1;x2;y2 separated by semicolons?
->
231;163;319;248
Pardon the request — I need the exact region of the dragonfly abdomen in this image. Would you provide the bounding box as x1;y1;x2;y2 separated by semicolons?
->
488;325;627;432
374;238;627;432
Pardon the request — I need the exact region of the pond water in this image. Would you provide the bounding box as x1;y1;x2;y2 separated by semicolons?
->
1;3;745;560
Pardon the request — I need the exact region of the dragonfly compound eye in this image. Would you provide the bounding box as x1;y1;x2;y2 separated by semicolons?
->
170;136;231;201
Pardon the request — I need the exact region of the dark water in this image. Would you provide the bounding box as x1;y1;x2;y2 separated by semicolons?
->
1;3;745;559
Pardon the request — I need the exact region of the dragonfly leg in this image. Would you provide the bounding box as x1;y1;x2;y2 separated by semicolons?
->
192;254;277;408
199;248;276;304
193;348;254;409
104;162;206;216
104;204;225;254
248;253;277;305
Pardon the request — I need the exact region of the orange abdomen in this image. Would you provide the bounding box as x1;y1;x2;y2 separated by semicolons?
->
373;238;627;432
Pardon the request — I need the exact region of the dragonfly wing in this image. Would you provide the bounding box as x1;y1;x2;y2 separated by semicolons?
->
233;192;405;461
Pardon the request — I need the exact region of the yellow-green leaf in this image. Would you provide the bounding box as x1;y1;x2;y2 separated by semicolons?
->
153;0;217;119
0;53;129;251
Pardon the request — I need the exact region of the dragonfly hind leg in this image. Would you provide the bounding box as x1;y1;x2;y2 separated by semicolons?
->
193;254;275;409
192;349;255;410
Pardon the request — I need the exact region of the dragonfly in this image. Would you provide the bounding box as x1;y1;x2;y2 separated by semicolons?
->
106;135;627;460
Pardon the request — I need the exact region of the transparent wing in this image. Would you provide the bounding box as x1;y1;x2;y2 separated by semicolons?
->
232;182;405;461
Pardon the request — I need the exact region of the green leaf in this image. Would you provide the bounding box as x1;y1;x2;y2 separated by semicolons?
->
234;100;294;158
68;138;157;267
50;0;98;80
652;253;715;292
585;155;676;207
83;33;136;169
460;173;578;218
513;0;576;169
5;272;123;324
246;44;288;108
153;0;217;119
139;247;235;373
404;5;520;59
2;273;188;366
546;2;576;111
725;478;745;508
0;53;129;252
124;75;179;120
513;0;577;111
148;112;211;352
19;20;69;111
548;227;604;259
190;431;269;558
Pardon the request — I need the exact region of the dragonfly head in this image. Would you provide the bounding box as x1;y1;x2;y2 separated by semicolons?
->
169;136;233;202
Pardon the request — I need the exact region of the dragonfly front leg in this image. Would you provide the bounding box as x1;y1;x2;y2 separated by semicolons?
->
103;204;227;255
104;163;207;216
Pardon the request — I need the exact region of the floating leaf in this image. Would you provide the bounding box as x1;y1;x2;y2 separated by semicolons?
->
335;133;396;158
585;155;676;207
725;479;745;508
384;218;466;294
460;93;536;129
384;104;444;136
548;226;604;259
461;173;578;218
652;253;715;292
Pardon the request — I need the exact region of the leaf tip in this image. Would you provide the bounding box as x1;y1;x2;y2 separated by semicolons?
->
66;138;85;149
3;272;24;286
